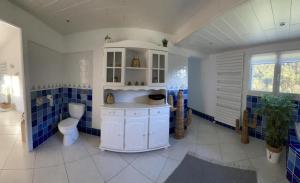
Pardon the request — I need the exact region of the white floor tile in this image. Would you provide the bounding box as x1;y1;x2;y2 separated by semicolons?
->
33;165;68;183
220;143;248;163
65;157;104;183
35;145;64;168
156;158;180;183
250;156;286;183
61;140;89;163
197;131;220;145
92;151;128;181
194;144;222;161
108;165;153;183
131;152;167;181
0;169;33;183
4;144;35;169
80;133;101;155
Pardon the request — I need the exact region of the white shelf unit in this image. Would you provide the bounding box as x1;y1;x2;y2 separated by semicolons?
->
103;40;168;87
101;40;170;153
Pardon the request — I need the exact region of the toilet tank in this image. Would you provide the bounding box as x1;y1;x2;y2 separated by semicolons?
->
68;103;85;119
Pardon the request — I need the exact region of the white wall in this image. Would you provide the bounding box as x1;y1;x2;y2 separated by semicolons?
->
167;54;188;90
188;55;216;116
63;51;93;88
64;27;199;129
28;42;63;90
0;31;24;112
189;39;300;119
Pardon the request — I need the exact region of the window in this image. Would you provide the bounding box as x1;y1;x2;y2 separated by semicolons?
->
250;54;276;92
279;52;300;94
249;51;300;95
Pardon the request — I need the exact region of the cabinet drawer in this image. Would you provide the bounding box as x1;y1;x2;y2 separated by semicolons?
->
150;107;169;116
102;109;124;117
126;109;148;117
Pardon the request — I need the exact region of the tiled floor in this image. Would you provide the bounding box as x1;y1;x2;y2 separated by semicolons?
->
0;114;289;183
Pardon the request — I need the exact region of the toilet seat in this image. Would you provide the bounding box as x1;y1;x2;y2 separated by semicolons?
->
58;118;78;131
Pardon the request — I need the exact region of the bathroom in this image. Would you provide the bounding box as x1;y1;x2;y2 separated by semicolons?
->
0;0;300;183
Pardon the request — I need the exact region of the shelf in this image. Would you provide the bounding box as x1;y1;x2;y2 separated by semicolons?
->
126;67;148;70
106;67;122;69
103;85;167;91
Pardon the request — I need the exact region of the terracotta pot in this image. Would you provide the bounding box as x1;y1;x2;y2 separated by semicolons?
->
266;144;282;163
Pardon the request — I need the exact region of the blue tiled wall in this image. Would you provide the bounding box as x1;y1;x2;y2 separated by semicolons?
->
287;128;300;182
168;89;189;130
246;95;300;140
31;88;63;149
31;87;98;149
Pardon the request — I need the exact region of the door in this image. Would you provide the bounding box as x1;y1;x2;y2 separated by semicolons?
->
104;48;125;86
149;116;169;149
101;117;124;150
125;117;148;151
148;50;168;86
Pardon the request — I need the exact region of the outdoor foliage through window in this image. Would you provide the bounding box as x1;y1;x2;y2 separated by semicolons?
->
250;51;300;95
251;63;275;92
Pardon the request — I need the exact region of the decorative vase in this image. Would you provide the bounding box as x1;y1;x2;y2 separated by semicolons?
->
106;93;115;104
266;145;282;163
131;57;141;67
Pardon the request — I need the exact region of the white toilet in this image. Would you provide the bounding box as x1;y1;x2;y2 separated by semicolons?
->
58;103;85;146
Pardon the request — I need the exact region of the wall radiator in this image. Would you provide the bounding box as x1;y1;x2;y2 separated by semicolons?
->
215;52;244;127
0;63;7;75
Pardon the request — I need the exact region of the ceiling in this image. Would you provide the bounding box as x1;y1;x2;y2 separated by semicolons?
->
9;0;209;35
0;21;19;50
178;0;300;53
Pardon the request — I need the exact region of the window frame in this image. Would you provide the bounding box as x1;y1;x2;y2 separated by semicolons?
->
248;50;300;99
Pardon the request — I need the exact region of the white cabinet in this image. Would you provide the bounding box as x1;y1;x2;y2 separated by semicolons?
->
104;48;125;86
148;50;168;86
125;117;148;151
100;105;170;153
101;117;124;150
149;116;169;149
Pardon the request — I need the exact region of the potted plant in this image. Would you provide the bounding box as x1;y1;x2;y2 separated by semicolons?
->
256;94;295;163
162;38;168;47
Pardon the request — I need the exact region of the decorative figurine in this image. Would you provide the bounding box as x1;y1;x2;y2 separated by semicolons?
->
104;34;112;43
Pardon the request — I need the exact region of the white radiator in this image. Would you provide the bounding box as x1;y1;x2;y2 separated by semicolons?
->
215;52;244;127
0;63;7;75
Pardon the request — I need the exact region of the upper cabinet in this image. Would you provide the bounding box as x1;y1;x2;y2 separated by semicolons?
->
148;50;168;87
103;40;168;89
104;48;125;86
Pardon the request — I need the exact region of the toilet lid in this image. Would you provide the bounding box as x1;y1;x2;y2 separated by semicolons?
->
59;118;78;130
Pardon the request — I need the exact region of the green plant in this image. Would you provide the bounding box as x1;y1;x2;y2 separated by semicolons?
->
256;94;296;149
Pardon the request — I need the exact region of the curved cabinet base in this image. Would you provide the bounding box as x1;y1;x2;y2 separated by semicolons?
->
99;144;170;153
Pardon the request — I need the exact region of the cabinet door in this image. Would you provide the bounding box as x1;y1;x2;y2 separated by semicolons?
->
149;116;169;149
148;50;168;86
101;117;124;150
104;48;125;86
125;117;148;151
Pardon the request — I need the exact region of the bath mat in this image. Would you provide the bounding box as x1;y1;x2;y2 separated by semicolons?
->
165;154;257;183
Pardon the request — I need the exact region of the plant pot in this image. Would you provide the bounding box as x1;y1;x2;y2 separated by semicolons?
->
266;144;282;163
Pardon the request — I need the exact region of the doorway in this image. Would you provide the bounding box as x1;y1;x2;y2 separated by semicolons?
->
0;19;28;156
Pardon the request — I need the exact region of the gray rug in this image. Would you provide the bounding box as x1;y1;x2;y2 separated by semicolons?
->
165;154;257;183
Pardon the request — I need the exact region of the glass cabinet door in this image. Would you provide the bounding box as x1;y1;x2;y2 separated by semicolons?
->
150;51;167;86
105;49;124;85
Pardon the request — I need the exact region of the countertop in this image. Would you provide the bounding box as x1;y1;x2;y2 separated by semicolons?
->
101;103;170;109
